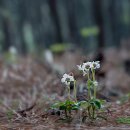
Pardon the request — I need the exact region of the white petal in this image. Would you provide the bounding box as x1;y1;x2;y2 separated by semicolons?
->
69;76;74;81
91;61;100;69
61;73;74;86
83;71;87;76
63;73;68;78
61;77;65;83
77;65;83;71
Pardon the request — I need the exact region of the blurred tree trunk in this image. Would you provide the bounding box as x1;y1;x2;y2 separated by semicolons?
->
0;0;128;53
2;17;11;50
66;0;80;44
49;0;62;43
93;0;104;49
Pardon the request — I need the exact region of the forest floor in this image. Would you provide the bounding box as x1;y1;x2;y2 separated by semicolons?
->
0;48;130;130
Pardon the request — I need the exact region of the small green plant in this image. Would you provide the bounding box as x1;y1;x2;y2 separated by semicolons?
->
116;117;130;124
51;61;107;122
117;93;130;104
51;73;79;119
6;110;14;121
51;100;80;119
77;61;104;120
80;99;103;119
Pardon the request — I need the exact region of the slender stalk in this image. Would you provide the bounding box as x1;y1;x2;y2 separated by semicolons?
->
92;69;95;81
65;109;68;118
87;72;91;99
73;80;77;102
68;86;71;100
88;106;91;118
87;71;90;79
87;83;91;99
94;87;96;99
92;69;96;99
92;106;95;119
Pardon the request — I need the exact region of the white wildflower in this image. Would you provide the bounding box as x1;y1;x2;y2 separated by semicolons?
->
61;73;74;86
77;62;91;76
82;62;91;70
77;61;100;76
77;64;89;76
77;65;83;71
91;61;100;69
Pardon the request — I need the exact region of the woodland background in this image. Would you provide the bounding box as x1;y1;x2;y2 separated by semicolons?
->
0;0;130;53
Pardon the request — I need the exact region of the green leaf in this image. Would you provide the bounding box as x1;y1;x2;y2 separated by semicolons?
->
99;99;106;104
88;99;101;109
65;100;75;105
59;104;66;110
72;106;79;110
78;101;89;109
78;101;87;105
94;99;101;109
51;102;60;109
51;100;79;111
71;103;80;110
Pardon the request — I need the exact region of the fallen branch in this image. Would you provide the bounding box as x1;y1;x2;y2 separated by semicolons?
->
17;102;36;117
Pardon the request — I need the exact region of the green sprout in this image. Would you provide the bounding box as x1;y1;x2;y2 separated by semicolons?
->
51;100;80;119
116;117;130;124
6;110;14;121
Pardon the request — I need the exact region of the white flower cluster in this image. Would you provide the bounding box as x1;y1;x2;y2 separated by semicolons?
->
61;73;74;86
61;61;100;86
77;61;100;76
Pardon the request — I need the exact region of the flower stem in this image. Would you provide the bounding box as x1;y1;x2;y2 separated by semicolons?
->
87;72;91;99
92;106;95;119
65;109;68;118
92;69;96;99
68;86;71;100
87;72;90;79
92;69;95;81
87;83;91;100
88;106;91;118
74;80;77;102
